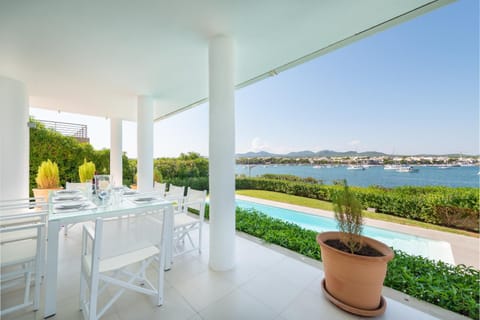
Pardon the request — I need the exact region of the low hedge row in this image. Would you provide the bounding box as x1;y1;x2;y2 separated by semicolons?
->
210;205;478;319
235;177;480;232
165;177;209;192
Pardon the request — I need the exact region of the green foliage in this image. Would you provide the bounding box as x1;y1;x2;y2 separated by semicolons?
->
235;207;322;260
30;120;134;191
91;149;110;174
123;156;136;187
332;180;363;253
154;152;209;190
30;121;94;190
29;121;210;191
385;251;479;319
167;177;209;191
260;174;322;184
35;159;60;189
78;159;96;182
236;177;480;232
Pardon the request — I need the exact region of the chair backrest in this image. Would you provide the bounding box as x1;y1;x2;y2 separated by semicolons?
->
95;209;166;261
165;184;185;208
66;182;92;196
166;184;185;197
0;199;48;228
0;204;47;252
154;182;166;196
0;215;47;246
184;188;207;219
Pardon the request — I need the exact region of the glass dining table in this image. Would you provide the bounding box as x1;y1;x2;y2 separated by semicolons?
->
43;191;174;318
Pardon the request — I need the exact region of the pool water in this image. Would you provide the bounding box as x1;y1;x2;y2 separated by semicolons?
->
236;199;455;265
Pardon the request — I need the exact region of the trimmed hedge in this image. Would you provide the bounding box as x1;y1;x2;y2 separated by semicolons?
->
218;205;478;319
30;121;135;192
166;177;209;192
236;177;480;232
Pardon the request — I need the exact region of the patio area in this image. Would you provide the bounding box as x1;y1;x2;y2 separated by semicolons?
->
1;220;465;320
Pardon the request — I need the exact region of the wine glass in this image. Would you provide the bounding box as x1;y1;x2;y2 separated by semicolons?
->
95;175;111;206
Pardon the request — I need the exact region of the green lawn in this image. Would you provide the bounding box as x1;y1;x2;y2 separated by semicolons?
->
235;189;478;238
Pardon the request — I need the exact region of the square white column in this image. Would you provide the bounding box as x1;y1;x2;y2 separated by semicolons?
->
110;118;123;186
0;77;29;200
208;35;236;271
137;96;154;192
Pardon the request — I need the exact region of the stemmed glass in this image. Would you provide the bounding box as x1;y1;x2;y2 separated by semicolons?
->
94;175;111;206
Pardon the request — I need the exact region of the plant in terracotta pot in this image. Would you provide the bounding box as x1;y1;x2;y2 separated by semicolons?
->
32;159;62;201
79;158;96;183
316;180;394;316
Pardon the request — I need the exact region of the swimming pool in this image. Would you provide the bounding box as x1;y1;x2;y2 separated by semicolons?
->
236;199;455;265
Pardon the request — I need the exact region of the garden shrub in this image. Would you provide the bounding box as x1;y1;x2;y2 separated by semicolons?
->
235;177;479;232
385;250;479;319
30;120;136;192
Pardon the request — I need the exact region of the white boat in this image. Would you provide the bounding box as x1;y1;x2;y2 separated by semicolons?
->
396;166;418;173
347;165;365;170
384;165;400;170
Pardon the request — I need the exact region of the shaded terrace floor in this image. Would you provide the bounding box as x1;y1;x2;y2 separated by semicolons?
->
2;221;468;320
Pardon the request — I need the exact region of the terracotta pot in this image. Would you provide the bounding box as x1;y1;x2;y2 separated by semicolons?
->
317;231;394;316
32;188;62;202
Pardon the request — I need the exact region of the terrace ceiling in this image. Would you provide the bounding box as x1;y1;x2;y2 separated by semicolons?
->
0;0;452;122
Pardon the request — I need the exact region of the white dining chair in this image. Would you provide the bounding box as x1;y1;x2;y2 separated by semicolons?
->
79;208;168;320
63;182;92;235
0;202;48;317
173;187;207;256
153;182;167;197
165;184;185;211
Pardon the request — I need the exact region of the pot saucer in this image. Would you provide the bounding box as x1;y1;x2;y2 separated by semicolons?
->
321;279;387;317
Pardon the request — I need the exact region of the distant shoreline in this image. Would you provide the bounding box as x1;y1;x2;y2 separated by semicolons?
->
236;157;479;167
235;164;480;188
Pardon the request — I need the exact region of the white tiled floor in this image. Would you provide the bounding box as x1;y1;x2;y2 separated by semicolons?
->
1;222;465;320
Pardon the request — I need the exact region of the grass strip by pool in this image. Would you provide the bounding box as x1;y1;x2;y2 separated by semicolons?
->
235;189;478;238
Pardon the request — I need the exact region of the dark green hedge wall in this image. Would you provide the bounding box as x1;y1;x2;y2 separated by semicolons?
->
30;121;134;192
235;177;479;232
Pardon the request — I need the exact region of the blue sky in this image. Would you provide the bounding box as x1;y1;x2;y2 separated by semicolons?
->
31;0;479;158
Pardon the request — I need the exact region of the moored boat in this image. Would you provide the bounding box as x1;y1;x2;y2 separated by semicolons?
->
396;166;419;173
347;165;365;170
384;165;400;170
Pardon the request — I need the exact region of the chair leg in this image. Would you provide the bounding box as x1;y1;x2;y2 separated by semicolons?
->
89;272;100;320
34;261;41;310
79;271;85;310
23;264;32;307
156;252;165;306
198;225;202;254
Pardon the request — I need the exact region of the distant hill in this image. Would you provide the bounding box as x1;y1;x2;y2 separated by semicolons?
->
236;151;278;158
286;150;316;157
236;150;388;158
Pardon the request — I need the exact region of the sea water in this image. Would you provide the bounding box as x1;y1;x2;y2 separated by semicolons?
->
236;165;479;188
236;199;455;264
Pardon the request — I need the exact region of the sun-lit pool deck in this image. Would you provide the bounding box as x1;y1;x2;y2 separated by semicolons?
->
2;214;469;320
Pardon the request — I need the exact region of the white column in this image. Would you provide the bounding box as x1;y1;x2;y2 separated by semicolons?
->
208;35;236;271
0;77;29;200
137;96;154;192
110;118;123;186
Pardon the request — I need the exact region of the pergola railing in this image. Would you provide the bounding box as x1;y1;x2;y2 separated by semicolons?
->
38;119;89;143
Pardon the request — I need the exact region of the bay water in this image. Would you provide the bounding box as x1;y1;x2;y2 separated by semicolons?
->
235;165;479;188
